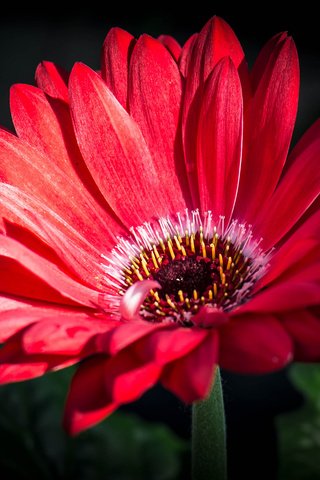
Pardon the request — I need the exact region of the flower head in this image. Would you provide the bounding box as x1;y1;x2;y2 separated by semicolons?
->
0;17;319;435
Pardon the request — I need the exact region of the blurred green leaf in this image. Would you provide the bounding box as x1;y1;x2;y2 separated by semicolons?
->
0;367;188;480
277;363;320;480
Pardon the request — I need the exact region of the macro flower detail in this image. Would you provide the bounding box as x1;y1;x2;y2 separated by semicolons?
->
0;16;319;436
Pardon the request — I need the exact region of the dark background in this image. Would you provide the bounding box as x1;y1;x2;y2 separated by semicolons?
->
0;3;319;138
0;4;318;479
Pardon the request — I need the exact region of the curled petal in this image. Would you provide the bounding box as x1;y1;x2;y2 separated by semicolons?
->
120;280;161;321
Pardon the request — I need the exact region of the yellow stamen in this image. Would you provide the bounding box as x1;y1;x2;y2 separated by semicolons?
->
159;238;166;252
180;245;187;256
219;253;224;268
166;295;177;310
200;296;205;304
190;234;195;253
213;283;218;297
151;251;159;269
210;243;216;260
208;289;213;301
201;241;207;258
134;269;144;281
153;245;160;259
178;290;184;302
141;260;150;277
185;297;191;309
227;256;232;270
185;230;190;246
174;235;181;250
168;241;175;260
193;289;198;300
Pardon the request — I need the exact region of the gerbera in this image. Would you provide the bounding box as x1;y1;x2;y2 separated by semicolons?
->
0;17;319;436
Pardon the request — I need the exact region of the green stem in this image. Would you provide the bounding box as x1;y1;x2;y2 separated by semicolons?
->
192;367;227;480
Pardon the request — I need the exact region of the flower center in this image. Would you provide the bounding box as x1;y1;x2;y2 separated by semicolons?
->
103;210;271;325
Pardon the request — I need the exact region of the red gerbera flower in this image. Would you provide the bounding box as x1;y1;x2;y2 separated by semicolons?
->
0;17;319;435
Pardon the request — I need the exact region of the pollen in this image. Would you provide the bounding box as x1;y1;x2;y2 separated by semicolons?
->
102;210;271;326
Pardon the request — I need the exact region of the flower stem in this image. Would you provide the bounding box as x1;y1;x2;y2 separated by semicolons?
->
192;367;227;480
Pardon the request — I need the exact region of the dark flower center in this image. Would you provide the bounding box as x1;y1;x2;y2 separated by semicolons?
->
105;211;269;326
153;257;212;299
123;229;251;325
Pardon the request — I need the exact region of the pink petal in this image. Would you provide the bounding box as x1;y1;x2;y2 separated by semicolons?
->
69;62;180;227
0;235;99;307
162;330;218;402
234;36;299;224
35;61;69;101
197;57;243;222
220;314;293;373
101;27;135;108
253;119;320;249
128;34;189;210
158;34;181;61
280;308;320;361
120;280;161;321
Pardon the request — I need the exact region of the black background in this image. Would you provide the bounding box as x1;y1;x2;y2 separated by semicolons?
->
0;4;318;479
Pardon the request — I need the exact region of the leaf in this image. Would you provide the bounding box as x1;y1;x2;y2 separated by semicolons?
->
276;363;320;480
0;367;188;480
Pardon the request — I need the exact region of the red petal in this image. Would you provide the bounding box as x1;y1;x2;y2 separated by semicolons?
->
220;314;293;373
35;61;69;101
250;32;288;93
162;331;218;402
182;17;247;205
22;314;116;355
101;27;135;108
235;37;299;223
234;279;320;314
0;296;86;342
253;119;320;249
256;209;320;290
128;34;189;210
0;235;99;307
64;351;161;435
0;333;77;384
0;128;119;250
280;308;320;361
197;57;243;222
63;357;116;435
10;84;124;247
138;326;207;365
158;34;181;61
69;63;180;227
179;33;198;77
0;184;111;290
95;320;168;355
